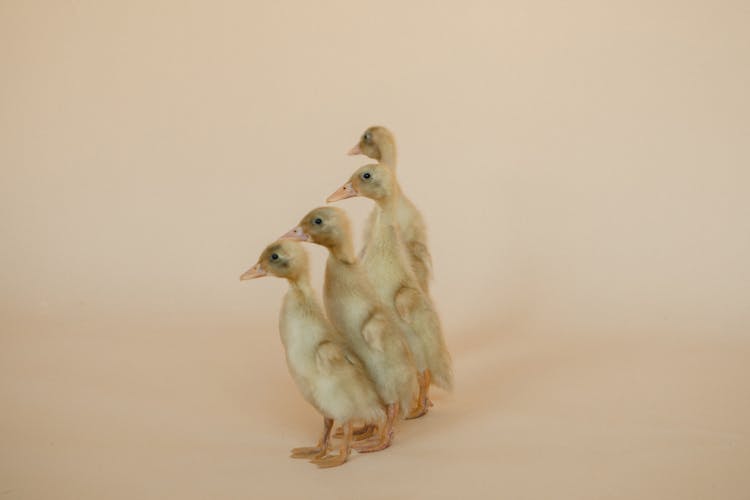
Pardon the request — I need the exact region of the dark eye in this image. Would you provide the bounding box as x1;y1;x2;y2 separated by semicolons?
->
314;218;322;225
270;253;279;261
362;172;371;180
363;131;371;142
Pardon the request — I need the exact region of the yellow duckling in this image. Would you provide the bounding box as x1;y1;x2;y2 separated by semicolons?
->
240;240;385;468
348;126;397;167
282;207;418;452
328;165;453;417
348;126;433;293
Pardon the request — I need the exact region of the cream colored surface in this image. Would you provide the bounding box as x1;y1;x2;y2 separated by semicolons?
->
1;1;749;499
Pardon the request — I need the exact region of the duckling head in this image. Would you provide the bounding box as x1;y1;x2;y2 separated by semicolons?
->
281;206;352;250
239;239;309;282
348;126;395;161
326;163;397;204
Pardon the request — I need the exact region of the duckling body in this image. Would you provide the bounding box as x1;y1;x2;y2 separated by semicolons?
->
279;281;384;427
328;165;453;417
240;240;384;467
323;252;418;410
349;126;433;292
364;207;429;373
283;207;419;452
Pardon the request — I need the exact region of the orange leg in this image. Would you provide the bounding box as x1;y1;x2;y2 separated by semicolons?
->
352;402;398;453
333;422;377;440
425;369;433;407
406;369;432;419
290;417;333;459
311;421;352;468
352;423;376;440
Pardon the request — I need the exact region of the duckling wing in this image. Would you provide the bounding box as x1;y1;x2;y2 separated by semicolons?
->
408;240;433;279
394;285;421;323
343;351;364;369
315;341;348;375
316;341;367;374
361;314;386;352
358;209;377;259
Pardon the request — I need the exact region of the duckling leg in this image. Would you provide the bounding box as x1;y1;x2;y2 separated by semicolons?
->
290;417;333;459
424;368;434;408
333;422;376;440
310;421;352;468
406;370;431;419
353;423;376;440
352;402;398;453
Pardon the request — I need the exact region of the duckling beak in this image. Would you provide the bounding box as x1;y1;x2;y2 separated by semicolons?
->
240;263;266;281
326;182;358;203
347;143;362;156
280;226;310;241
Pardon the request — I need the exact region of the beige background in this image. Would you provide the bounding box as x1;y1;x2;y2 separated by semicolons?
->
2;1;749;498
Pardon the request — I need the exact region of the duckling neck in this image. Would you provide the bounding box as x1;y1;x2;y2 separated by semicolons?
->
288;272;314;297
280;274;327;354
329;240;357;264
378;143;397;169
375;189;401;218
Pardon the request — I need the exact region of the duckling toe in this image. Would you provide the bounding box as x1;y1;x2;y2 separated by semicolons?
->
290;446;326;459
352;433;392;453
406;402;429;419
310;452;349;468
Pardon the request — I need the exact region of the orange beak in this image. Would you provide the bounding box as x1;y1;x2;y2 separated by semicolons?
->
239;263;266;281
326;182;358;203
280;226;310;241
347;143;362;156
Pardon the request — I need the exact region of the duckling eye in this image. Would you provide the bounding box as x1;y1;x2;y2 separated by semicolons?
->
271;253;279;261
314;218;323;225
363;131;371;142
362;172;371;180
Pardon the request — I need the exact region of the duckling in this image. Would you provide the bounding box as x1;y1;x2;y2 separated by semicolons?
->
348;126;433;293
239;240;385;468
327;164;453;417
348;126;397;167
282;207;418;452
